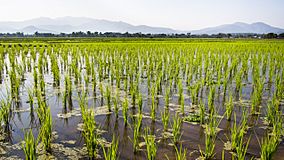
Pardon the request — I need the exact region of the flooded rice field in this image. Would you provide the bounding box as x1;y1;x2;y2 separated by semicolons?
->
0;39;284;160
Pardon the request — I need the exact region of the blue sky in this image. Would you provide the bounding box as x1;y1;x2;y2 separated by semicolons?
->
1;0;283;30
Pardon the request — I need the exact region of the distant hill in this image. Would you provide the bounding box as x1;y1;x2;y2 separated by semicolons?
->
0;17;178;34
191;22;284;34
0;17;283;34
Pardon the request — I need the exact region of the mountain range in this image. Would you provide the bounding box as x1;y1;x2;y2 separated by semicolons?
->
0;17;284;35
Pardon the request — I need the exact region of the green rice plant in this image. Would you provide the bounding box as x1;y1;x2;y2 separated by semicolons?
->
131;113;142;153
172;113;182;144
165;87;170;108
235;70;243;94
199;101;205;125
200;110;222;159
82;108;99;159
36;94;47;125
161;109;169;132
0;98;11;127
38;107;52;153
143;127;157;160
173;144;187;160
260;135;278;160
235;136;251;160
150;86;156;120
50;54;60;86
180;94;184;115
28;88;34;111
102;135;119;160
113;88;119;117
251;78;264;114
225;93;233;121
178;79;183;103
105;84;111;112
22;129;36;160
122;98;128;126
99;83;104;97
208;85;215;113
138;93;143;114
230;112;247;151
266;94;280;126
190;82;200;105
33;65;38;88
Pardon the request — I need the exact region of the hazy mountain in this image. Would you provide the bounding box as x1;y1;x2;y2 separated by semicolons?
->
0;17;283;34
0;17;178;34
191;22;284;34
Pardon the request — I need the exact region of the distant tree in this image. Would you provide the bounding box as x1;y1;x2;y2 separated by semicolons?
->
265;33;277;39
279;33;284;39
87;31;92;36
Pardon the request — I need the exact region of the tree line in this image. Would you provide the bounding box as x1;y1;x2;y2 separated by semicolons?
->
0;31;284;39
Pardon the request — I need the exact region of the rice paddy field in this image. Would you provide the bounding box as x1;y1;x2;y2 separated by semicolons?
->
0;38;284;160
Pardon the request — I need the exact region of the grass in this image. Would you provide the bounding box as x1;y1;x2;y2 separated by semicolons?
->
122;98;128;126
165;87;170;108
22;129;36;160
230;112;247;151
143;127;157;160
260;135;279;160
38;107;52;153
225;93;233;121
79;92;99;159
102;135;119;160
161;109;170;132
199;101;205;125
82;109;99;159
138;93;143;114
172;113;182;144
132;113;143;153
0;98;11;127
150;86;156;120
235;136;251;160
105;84;111;112
174;144;187;160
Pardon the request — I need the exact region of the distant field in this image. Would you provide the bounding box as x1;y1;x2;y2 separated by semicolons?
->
0;38;284;159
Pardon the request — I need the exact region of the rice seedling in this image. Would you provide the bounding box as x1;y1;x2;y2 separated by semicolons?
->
200;110;222;159
143;127;157;160
0;98;11;127
208;85;215;113
150;86;156;120
122;97;128;126
161;109;169;132
138;93;143;114
230;112;248;152
235;136;251;160
38;107;52;153
173;144;187;160
172;113;182;144
131;113;142;153
225;93;233;121
260;135;279;160
102;135;119;160
22;129;36;160
113;88;119;117
199;101;205;125
165;87;170;108
105;84;111;112
82;108;99;159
